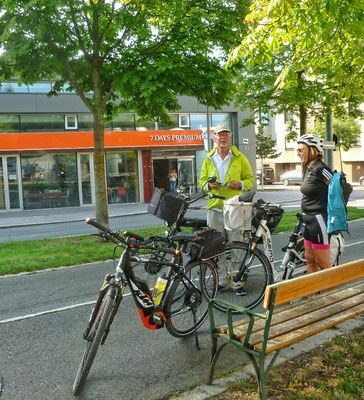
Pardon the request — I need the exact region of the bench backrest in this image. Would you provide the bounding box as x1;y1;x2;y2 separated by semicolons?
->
264;259;364;309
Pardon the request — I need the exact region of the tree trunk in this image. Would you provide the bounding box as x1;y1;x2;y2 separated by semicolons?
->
299;103;307;136
93;107;109;227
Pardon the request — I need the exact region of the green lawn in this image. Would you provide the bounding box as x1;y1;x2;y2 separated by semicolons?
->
1;207;363;276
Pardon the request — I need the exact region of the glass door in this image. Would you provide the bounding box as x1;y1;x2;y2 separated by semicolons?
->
0;155;22;211
0;158;5;210
7;156;21;209
78;153;94;205
178;159;195;194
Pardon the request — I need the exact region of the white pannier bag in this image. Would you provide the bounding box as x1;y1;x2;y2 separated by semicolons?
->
223;195;253;231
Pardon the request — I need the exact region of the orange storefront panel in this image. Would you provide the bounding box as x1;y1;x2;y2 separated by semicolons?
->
0;130;203;152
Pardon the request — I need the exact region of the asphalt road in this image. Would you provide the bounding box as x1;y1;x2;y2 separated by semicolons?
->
1;218;364;400
1;185;363;242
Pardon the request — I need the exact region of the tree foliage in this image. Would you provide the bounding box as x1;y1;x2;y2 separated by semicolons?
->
0;0;251;225
255;125;281;160
229;0;364;135
308;117;361;152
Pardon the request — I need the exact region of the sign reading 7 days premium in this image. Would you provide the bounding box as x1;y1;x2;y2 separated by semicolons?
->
149;134;202;142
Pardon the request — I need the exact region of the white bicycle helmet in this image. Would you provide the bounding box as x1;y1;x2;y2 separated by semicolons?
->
297;134;323;153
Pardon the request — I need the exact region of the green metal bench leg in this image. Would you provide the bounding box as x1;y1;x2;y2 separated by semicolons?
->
207;340;230;384
246;349;281;400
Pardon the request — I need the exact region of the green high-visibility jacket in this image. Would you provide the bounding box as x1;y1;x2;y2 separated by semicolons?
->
199;145;255;210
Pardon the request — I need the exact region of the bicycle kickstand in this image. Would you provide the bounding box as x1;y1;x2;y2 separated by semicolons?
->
191;305;200;350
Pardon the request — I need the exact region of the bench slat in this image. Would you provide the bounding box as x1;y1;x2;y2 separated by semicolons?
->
215;281;364;337
255;302;364;353
264;259;364;308
249;292;364;348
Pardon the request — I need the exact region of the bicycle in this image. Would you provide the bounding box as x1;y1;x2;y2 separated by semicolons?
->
278;212;345;280
72;219;220;396
211;198;285;312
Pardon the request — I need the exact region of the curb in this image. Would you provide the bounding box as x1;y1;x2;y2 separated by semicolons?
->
0;211;149;229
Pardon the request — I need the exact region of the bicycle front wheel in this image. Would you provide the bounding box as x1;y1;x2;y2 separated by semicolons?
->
213;242;273;312
72;286;117;396
282;238;307;280
165;259;218;338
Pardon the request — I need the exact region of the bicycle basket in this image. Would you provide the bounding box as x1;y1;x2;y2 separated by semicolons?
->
223;195;253;231
182;228;226;260
252;202;284;234
147;188;185;225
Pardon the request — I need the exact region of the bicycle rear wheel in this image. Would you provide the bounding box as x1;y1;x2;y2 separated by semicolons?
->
72;286;117;396
165;259;218;337
213;242;273;312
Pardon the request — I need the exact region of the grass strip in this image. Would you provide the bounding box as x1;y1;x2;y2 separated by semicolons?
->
1;208;363;276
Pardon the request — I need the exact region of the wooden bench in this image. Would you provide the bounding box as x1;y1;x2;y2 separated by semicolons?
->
207;259;364;400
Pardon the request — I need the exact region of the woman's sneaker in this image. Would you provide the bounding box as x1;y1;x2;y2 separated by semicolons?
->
235;287;247;296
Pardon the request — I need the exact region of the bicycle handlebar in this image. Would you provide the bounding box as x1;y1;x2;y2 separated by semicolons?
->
86;218;178;256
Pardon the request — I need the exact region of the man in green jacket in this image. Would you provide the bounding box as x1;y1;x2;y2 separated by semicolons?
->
199;124;254;295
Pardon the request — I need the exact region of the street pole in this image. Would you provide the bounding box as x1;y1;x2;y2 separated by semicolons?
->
325;113;333;170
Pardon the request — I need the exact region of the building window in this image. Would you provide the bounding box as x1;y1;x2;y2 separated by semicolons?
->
179;114;190;128
20;114;64;132
65;115;78;130
0;82;29;93
259;111;269;125
28;83;52;93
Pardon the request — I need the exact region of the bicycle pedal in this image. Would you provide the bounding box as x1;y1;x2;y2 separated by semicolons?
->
152;313;165;328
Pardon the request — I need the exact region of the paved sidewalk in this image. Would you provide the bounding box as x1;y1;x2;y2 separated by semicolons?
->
0;186;362;228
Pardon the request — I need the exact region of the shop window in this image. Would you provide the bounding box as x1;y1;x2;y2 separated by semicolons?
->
65;115;78;130
179;114;190;128
21;153;80;210
106;151;139;204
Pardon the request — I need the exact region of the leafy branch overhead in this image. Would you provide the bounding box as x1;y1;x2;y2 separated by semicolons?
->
228;0;364;132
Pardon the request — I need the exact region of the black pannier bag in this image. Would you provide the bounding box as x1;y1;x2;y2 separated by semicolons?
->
252;201;284;234
182;228;226;260
147;188;185;225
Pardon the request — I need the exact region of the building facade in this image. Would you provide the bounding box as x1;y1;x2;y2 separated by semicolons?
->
0;80;256;212
258;112;364;183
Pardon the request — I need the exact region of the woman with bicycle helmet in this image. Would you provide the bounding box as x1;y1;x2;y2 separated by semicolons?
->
297;134;333;275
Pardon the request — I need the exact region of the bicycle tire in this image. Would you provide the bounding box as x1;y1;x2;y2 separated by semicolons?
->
283;238;307;280
213;242;273;312
165;259;218;337
72;286;117;396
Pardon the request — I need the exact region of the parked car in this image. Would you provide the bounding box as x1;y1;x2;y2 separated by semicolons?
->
280;170;303;186
256;167;274;185
360;176;364;187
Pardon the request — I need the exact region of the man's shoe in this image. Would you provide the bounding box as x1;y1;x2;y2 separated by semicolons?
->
235;287;247;296
217;285;229;294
